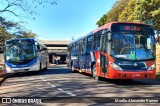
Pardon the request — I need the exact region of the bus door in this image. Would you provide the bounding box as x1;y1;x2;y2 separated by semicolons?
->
100;32;108;73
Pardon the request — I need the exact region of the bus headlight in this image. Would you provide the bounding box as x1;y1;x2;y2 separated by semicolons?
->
147;63;156;71
110;62;122;71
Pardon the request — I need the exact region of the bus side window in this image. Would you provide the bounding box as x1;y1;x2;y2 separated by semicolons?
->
75;42;78;54
79;40;83;54
83;38;87;53
94;32;100;50
72;44;75;55
87;35;93;51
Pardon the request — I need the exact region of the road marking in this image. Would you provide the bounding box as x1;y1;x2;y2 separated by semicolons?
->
57;88;64;91
66;92;76;96
51;85;56;87
47;82;50;85
40;75;77;97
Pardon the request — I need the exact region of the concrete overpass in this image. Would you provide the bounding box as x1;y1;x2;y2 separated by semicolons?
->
39;40;70;64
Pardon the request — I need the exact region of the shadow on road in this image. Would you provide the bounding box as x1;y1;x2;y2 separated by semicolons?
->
3;64;160;86
42;65;160;86
0;65;160;104
41;68;72;75
80;72;157;86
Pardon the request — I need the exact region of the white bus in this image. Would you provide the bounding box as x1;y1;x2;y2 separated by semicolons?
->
4;38;49;73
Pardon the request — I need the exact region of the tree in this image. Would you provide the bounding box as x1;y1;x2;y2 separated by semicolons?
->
0;17;36;45
96;14;107;27
0;0;57;18
96;0;129;26
0;26;11;45
134;0;160;32
19;31;37;38
0;17;18;45
0;0;57;44
97;0;160;33
0;0;56;44
118;0;136;22
0;17;19;31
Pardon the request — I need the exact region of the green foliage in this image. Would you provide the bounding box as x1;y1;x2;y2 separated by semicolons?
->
118;0;136;22
20;31;37;38
0;26;12;45
0;0;57;45
0;17;16;45
96;14;107;27
134;0;160;31
0;17;18;30
0;17;36;45
96;0;129;26
97;0;160;32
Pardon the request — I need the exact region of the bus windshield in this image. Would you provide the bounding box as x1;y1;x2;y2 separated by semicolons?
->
111;32;155;60
5;39;36;62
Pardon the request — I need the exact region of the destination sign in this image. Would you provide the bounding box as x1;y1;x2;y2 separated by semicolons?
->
111;23;154;34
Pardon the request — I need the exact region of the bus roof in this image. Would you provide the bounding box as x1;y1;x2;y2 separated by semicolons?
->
68;22;152;45
68;31;93;45
5;38;36;41
5;38;47;48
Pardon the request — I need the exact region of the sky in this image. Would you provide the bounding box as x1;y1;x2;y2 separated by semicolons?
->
2;0;117;41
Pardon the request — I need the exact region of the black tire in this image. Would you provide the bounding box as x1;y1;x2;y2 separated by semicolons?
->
92;65;99;81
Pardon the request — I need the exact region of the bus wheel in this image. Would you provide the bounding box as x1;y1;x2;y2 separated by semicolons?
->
93;65;99;81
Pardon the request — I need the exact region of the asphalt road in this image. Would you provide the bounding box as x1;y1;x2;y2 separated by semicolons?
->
0;64;160;106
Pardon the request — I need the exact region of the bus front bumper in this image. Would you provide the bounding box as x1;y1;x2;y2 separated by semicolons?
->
108;70;156;79
5;63;40;73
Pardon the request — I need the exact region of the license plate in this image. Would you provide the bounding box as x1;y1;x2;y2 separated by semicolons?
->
132;74;140;77
14;69;25;72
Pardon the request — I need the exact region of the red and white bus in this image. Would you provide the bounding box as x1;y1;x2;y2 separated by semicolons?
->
67;22;156;80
